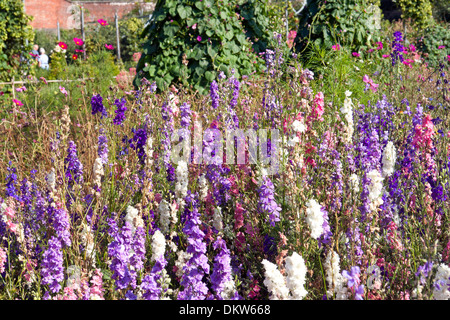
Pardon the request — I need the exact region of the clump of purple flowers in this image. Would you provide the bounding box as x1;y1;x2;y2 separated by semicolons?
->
91;94;107;118
391;31;404;66
64;140;84;186
41;237;64;294
342;266;364;300
319;206;332;248
107;219;134;290
48;203;72;247
258;176;281;227
141;255;168;300
5;162;19;200
210;237;240;300
113;98;127;125
161;100;175;182
210;80;220;109
179;102;192;129
415;261;433;285
203;129;231;206
129;127;148;166
98;132;108;165
178;192;210;300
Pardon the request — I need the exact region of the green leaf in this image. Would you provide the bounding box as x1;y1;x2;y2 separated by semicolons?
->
205;70;216;82
195;1;204;10
225;30;234;41
163;23;180;37
177;6;188;19
207;45;217;58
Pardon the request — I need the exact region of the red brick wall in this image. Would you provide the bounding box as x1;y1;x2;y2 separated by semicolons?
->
24;0;154;30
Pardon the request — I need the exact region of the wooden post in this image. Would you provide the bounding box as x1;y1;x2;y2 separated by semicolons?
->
115;12;121;62
57;21;60;41
81;6;86;60
12;77;15;100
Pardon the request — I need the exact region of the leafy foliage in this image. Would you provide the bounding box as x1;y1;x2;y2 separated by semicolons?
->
48;47;68;80
119;17;146;64
396;0;434;29
238;0;275;54
293;0;381;57
0;0;34;82
431;0;450;22
417;22;450;67
134;0;270;94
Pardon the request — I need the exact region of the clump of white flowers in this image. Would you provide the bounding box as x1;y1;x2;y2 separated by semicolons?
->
305;199;324;239
324;250;341;296
124;205;144;234
175;160;188;206
80;222;96;265
92;157;104;189
285;252;308;299
261;259;290;300
382;141;396;178
158;200;171;234
340;90;354;143
144;137;154;168
46;168;56;193
286;118;306;147
212;207;223;232
433;264;450;300
175;250;192;279
366;265;382;290
262;252;308;300
349;173;360;193
292;119;306;134
366;169;384;211
198;174;209;201
151;229;166;262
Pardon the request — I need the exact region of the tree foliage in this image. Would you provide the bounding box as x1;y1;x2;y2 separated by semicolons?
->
396;0;434;29
293;0;381;57
0;0;34;82
134;0;273;94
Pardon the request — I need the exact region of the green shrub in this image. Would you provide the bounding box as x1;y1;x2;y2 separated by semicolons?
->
396;0;434;29
238;0;275;54
33;30;57;56
417;22;450;67
0;0;34;82
119;17;146;64
293;0;381;57
134;0;271;94
48;45;68;80
431;0;450;22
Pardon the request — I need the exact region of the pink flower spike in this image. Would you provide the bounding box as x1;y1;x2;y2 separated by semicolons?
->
352;52;360;57
382;54;390;58
363;75;370;83
448;55;450;62
332;44;340;51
